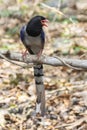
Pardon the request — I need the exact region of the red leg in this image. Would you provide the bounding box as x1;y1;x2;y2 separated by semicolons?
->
22;49;28;59
37;49;43;59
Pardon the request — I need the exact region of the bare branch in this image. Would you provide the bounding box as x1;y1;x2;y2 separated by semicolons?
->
0;50;87;70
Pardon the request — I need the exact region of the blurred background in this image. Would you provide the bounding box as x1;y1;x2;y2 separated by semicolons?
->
0;0;87;129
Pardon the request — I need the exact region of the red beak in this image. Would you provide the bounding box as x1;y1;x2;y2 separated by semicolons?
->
41;19;49;27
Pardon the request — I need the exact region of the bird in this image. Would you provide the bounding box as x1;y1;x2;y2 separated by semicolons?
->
20;16;48;116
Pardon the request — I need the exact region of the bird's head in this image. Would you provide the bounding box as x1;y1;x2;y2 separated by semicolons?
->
26;16;49;36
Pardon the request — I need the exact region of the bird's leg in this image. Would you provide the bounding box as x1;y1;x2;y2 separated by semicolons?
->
37;49;43;59
22;49;28;59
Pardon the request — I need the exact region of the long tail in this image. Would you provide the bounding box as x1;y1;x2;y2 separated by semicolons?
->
34;64;45;116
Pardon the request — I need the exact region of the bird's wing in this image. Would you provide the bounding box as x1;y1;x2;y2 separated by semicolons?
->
20;26;34;54
40;29;45;49
20;26;25;42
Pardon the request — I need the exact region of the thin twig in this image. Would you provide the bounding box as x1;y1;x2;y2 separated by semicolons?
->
53;56;83;70
55;116;87;129
41;3;74;24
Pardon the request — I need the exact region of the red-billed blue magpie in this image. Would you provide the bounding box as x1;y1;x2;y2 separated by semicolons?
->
20;16;48;116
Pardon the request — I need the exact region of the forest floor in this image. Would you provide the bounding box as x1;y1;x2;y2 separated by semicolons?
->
0;0;87;130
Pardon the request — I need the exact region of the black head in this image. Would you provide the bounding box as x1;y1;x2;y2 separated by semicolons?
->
26;16;48;37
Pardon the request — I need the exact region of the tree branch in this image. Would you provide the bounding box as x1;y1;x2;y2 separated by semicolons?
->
0;50;87;70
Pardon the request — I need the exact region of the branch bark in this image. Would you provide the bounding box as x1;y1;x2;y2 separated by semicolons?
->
0;50;87;69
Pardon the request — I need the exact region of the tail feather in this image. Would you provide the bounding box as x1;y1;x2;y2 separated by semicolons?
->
34;64;44;85
34;64;45;116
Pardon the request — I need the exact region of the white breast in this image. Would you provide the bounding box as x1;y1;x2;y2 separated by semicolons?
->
24;30;42;54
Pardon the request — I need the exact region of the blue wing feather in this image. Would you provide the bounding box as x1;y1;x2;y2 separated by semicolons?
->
40;30;45;45
20;26;34;54
20;26;25;41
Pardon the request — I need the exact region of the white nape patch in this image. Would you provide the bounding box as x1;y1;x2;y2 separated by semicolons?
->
36;103;41;114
